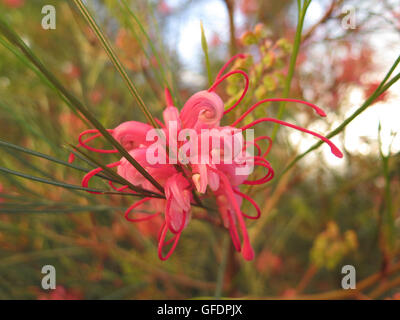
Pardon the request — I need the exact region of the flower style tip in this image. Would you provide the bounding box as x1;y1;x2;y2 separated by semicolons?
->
330;145;344;158
242;242;255;261
68;152;75;164
241;117;342;158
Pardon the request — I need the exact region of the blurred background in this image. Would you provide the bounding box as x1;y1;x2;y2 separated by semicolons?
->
0;0;399;299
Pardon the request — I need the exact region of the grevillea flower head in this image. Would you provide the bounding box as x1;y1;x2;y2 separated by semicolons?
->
71;53;343;261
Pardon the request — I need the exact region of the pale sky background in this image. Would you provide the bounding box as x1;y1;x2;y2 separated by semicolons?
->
162;0;400;168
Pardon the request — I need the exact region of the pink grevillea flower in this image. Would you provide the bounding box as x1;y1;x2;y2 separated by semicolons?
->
71;54;343;261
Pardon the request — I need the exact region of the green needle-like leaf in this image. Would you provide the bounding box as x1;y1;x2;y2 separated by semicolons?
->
200;21;213;87
72;0;158;128
0;139;92;175
0;166;103;193
272;0;312;139
0;15;165;194
120;0;179;104
0;36;90;127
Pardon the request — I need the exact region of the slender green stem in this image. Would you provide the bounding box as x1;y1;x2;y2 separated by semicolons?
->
0;139;105;178
117;5;165;92
0;165;146;198
73;0;158;128
147;1;182;105
214;233;230;299
0;37;90;127
378;124;395;248
0;166;102;193
272;0;312;140
374;55;400;92
0;205;130;214
120;0;172;93
200;21;213;86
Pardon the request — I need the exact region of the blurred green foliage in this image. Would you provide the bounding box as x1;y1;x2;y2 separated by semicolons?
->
0;0;399;300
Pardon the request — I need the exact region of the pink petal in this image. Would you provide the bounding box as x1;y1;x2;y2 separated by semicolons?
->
180;90;224;130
